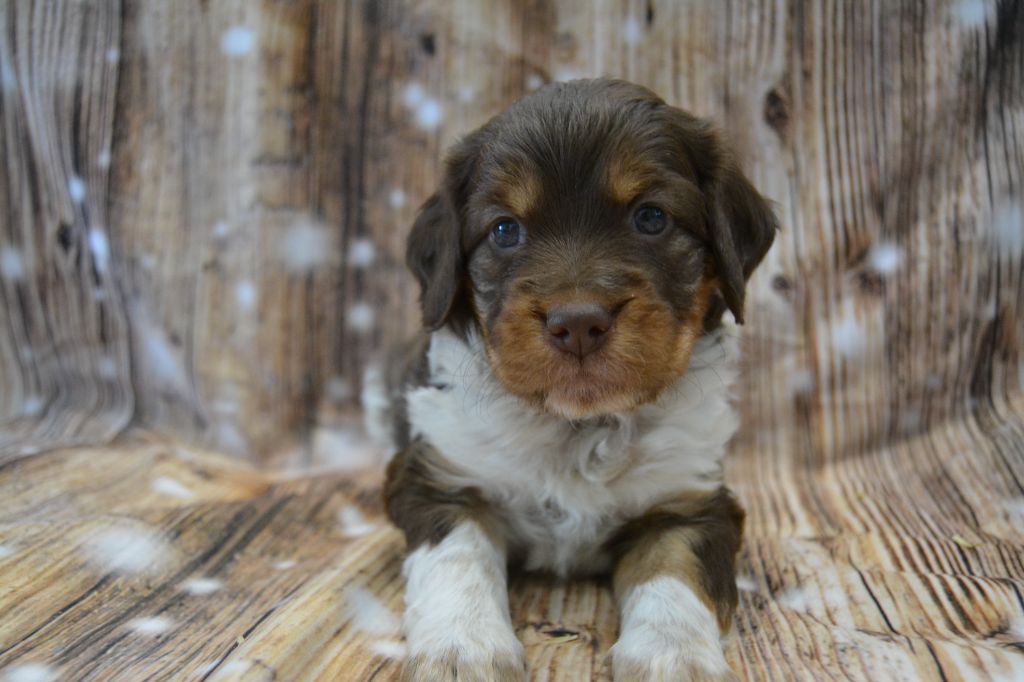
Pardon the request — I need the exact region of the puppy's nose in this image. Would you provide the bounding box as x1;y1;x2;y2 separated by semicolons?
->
545;303;614;358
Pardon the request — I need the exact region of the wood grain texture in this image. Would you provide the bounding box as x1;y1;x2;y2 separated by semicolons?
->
0;0;133;459
0;402;1021;681
1;0;1022;680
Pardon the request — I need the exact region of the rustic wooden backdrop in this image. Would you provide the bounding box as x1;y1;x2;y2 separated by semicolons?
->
1;0;1021;463
1;1;1023;680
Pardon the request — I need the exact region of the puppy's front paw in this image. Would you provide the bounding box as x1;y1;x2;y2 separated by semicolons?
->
402;648;526;682
610;632;738;682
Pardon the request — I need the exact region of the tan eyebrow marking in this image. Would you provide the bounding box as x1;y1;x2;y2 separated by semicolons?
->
605;154;656;205
495;166;541;217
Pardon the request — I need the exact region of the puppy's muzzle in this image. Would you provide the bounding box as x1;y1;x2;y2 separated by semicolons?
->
544;302;615;359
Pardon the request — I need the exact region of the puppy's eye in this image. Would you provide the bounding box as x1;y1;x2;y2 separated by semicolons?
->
633;205;668;235
491;219;523;248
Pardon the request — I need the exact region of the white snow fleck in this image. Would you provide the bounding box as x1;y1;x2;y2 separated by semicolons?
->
88;229;110;272
622;17;643;45
152;477;195;500
97;150;112;169
368;639;407;660
1;663;58;682
401;82;425;108
343;587;399;635
991;198;1023;255
823;585;848;610
88;524;173;574
415;99;444;130
220;661;252;674
347;302;376;333
235;280;258;311
736;575;757;592
272;560;296;571
68;176;86;203
21;396;44;417
0;248;25;281
337;505;378;538
787;368;815;395
325;376;352;402
212;221;231;239
553;66;580;82
457;85;476;103
348;238;377;268
139;254;156;270
0;544;13;559
128;616;173;635
98;356;118;380
214;421;248;455
831;306;866;359
193;662;218;676
388;188;407;210
776;587;812;613
868;242;901;274
0;59;16;91
952;0;989;28
105;47;120;64
133;309;189;393
183;577;223;595
526;74;545;91
220;26;255;56
1007;615;1024;639
992;648;1024;682
1003;498;1024;522
291;427;382;475
278;221;335;272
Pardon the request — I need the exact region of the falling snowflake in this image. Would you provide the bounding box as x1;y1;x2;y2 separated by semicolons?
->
220;26;255;56
128;616;173;635
68;176;86;203
415;99;444;130
183;577;223;595
152;477;195;500
348;238;377;268
347;302;376;333
867;242;901;274
0;248;25;280
87;524;174;574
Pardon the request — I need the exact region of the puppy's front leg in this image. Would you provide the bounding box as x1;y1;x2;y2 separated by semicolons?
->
608;488;744;682
385;444;525;682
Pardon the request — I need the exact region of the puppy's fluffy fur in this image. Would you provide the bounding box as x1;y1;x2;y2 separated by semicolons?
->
367;79;777;681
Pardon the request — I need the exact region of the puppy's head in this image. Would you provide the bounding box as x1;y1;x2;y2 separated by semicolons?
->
407;79;776;419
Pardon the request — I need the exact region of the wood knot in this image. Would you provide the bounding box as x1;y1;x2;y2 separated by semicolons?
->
419;33;435;56
764;87;790;136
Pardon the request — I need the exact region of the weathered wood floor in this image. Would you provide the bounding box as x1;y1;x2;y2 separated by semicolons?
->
1;395;1022;681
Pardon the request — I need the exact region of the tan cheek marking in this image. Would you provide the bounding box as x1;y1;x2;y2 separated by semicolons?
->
486;292;555;406
667;276;718;373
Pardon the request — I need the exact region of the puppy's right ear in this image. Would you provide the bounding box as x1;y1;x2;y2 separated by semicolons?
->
405;135;481;330
406;192;462;330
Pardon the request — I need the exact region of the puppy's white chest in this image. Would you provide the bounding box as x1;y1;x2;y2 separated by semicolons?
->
404;327;741;576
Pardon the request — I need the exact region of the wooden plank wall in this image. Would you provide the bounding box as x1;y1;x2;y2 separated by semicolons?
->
1;0;1021;464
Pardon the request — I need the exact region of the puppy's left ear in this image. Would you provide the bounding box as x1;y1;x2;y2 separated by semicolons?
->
704;153;778;323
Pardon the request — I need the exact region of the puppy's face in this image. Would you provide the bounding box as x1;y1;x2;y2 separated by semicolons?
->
408;79;776;419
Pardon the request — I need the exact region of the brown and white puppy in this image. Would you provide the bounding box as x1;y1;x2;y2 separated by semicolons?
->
366;78;776;682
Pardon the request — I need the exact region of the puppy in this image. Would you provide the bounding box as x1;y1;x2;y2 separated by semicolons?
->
367;78;777;681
